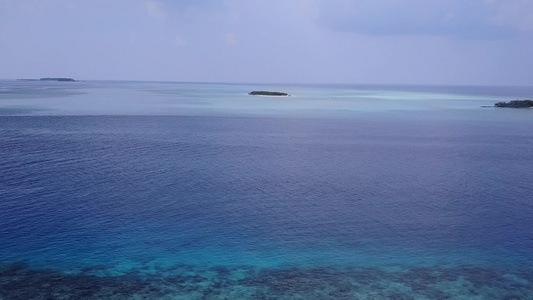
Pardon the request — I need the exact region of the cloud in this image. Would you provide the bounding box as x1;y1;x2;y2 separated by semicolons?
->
145;1;166;19
317;0;533;39
487;0;533;33
0;0;532;85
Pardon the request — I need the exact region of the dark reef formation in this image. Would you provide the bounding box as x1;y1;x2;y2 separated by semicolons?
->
495;100;533;108
1;262;532;299
249;91;289;96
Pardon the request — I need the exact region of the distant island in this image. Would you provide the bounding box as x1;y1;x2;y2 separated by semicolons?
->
249;91;290;96
17;78;77;82
495;100;533;108
39;78;76;82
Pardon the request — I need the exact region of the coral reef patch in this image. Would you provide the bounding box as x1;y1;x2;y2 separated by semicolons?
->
1;263;532;299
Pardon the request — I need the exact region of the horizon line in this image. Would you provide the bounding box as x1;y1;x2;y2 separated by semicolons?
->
2;78;533;88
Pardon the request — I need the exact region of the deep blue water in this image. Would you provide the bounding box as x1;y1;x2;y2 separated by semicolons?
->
1;81;533;299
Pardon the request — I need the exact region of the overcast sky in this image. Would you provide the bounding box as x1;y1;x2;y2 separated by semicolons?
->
1;0;532;85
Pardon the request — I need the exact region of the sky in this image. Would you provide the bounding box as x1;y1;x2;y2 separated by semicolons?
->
1;0;532;85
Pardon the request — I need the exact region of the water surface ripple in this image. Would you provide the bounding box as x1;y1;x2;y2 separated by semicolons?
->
1;82;533;298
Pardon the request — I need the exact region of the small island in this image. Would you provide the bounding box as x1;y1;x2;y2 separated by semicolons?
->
495;100;533;108
40;78;76;82
249;91;290;96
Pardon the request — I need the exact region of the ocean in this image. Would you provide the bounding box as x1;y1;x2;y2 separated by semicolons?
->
1;80;532;299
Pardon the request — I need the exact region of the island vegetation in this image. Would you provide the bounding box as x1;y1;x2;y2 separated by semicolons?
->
249;91;289;96
494;100;533;108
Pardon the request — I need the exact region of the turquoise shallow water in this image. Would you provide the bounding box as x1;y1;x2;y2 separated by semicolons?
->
0;80;523;116
1;81;533;299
